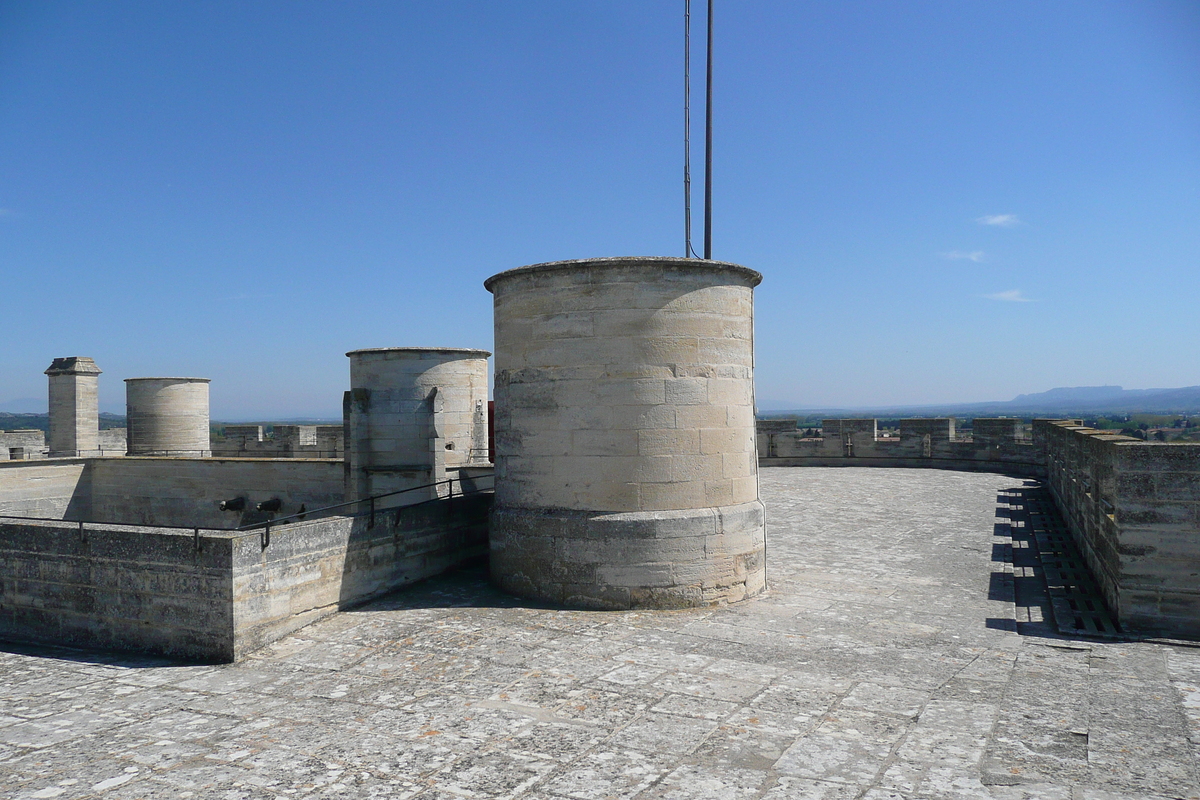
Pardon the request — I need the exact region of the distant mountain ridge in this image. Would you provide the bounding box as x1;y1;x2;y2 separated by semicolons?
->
1011;386;1128;404
1003;385;1200;412
762;384;1200;417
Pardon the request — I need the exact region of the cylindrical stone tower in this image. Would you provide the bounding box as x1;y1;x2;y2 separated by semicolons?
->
125;378;211;456
485;256;766;609
45;357;102;457
344;348;491;505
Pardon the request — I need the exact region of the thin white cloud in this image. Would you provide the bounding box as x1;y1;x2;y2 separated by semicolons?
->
983;289;1034;302
943;250;985;262
976;214;1020;227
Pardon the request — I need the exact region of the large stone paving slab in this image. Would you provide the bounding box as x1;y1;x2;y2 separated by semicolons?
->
3;467;1200;799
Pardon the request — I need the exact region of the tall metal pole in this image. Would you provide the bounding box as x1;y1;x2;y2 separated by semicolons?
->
703;0;713;260
684;0;693;258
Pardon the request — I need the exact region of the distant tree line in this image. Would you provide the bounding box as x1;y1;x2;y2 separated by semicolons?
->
0;412;126;433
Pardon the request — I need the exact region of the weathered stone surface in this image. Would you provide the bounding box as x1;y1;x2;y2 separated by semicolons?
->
44;356;102;457
124;377;211;456
345;348;491;504
0;456;345;528
0;429;49;460
490;501;766;611
759;417;1044;475
0;493;490;661
3;467;1198;799
486;257;766;608
1036;419;1200;639
211;424;344;459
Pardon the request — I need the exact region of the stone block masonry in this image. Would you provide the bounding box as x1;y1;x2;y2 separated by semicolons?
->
0;428;124;461
974;417;1022;445
0;429;49;460
210;424;344;459
0;459;89;518
0;457;344;529
125;377;211;456
4;468;1198;799
758;417;1042;476
44;357;102;457
86;457;346;528
487;257;766;609
0;492;490;662
344;348;490;505
1035;419;1200;638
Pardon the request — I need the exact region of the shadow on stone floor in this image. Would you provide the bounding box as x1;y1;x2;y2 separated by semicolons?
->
0;563;526;669
339;559;553;614
0;639;205;669
992;481;1122;644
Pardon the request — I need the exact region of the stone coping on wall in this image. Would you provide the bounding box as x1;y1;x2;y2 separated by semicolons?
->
345;347;492;357
1035;419;1200;639
757;418;1043;477
0;456;342;467
0;492;492;662
483;255;764;291
760;456;1045;477
0;455;350;530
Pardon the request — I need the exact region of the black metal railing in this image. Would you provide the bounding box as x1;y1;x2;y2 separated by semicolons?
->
0;473;494;550
234;474;495;546
0;512;212;552
209;449;343;459
4;448;128;460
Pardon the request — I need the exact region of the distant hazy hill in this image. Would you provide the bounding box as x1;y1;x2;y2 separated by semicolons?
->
1010;386;1129;405
1003;386;1200;413
763;384;1200;418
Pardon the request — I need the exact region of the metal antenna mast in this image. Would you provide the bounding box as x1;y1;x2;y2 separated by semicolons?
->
703;0;713;260
684;0;693;258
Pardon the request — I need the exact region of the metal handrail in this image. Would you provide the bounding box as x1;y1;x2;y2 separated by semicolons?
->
208;449;343;459
234;474;494;533
0;511;213;533
0;513;213;553
0;479;492;542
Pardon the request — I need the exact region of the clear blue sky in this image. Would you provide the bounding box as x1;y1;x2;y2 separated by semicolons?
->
2;1;1197;418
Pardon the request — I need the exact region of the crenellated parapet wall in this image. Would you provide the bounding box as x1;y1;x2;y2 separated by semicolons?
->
1034;419;1200;639
0;428;125;461
210;425;345;459
1;430;50;460
758;417;1042;476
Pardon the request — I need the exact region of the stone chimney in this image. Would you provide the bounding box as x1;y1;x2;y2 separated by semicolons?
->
44;357;102;457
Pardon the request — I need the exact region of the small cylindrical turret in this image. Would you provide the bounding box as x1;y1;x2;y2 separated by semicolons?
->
344;347;490;504
124;378;211;456
485;256;766;610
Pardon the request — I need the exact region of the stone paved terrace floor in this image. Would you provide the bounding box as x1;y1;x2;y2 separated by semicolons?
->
4;467;1200;800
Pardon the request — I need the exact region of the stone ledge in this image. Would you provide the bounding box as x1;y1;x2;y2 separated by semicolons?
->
489;500;766;610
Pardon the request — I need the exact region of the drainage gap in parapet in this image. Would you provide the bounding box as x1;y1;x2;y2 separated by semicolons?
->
1018;490;1122;639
